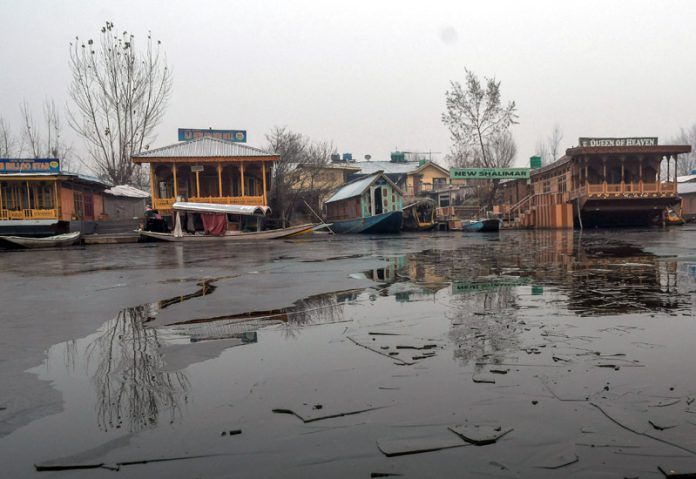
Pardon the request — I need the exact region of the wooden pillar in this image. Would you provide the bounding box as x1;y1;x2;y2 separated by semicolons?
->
195;170;201;197
638;156;643;193
53;181;60;218
666;155;670;184
602;158;607;193
262;161;267;205
240;162;245;196
149;164;157;199
172;164;178;199
621;157;625;193
217;163;223;197
26;181;31;211
674;155;678;183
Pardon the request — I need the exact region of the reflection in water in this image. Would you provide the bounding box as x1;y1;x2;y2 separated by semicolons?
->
87;306;189;432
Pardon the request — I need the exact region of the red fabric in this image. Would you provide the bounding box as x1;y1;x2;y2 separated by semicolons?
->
201;213;227;236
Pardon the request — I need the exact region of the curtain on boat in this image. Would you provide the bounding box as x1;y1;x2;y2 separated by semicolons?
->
201;213;227;236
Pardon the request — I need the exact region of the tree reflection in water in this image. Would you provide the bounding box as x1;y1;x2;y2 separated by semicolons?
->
86;305;189;432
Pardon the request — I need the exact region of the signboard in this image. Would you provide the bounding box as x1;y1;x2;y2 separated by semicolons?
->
0;158;60;174
451;277;530;294
578;137;658;147
451;167;530;180
191;165;204;172
178;128;247;142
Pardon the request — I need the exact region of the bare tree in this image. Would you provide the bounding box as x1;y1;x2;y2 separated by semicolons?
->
547;123;564;163
534;137;550;165
486;130;517;169
442;68;518;169
68;21;173;185
17;99;74;170
0;117;17;157
670;124;696;176
266;126;335;226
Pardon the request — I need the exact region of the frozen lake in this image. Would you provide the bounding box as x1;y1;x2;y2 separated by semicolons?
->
1;227;696;478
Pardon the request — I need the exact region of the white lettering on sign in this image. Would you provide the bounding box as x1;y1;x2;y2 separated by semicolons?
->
578;137;658;148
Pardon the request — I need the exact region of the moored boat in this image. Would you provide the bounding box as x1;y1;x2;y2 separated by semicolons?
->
138;202;317;242
402;198;436;232
0;231;81;248
460;218;501;232
324;171;404;234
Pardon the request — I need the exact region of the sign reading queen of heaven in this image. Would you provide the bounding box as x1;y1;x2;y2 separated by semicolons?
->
178;128;247;143
578;137;658;147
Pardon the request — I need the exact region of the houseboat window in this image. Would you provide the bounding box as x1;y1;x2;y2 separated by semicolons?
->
558;175;566;193
84;194;94;218
73;191;84;219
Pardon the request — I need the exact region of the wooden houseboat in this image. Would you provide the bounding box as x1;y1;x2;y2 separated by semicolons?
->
0;158;109;236
132;137;278;224
497;138;691;228
324;171;404;234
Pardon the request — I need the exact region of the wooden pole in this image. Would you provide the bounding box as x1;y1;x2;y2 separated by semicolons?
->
54;181;60;218
639;157;643;193
262;161;268;205
240;162;245;197
195;170;200;198
149;164;157;200
217;163;223;197
26;181;31;212
172;164;178;200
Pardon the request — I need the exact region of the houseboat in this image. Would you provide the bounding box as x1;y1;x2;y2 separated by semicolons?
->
0;158;110;236
496;137;691;228
324;171;404;234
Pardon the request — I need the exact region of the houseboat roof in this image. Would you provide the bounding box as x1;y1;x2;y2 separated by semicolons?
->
353;160;423;175
132;137;278;163
325;171;402;204
104;184;150;198
0;170;108;188
531;143;693;177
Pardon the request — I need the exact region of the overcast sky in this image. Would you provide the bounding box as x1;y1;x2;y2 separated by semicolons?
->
1;0;695;168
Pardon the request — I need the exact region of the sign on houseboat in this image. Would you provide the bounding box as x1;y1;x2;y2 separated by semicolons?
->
0;158;60;174
578;137;658;147
178;128;247;142
450;167;530;180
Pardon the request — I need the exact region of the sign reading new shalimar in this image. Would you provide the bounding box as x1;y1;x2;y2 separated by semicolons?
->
450;167;530;180
578;137;658;147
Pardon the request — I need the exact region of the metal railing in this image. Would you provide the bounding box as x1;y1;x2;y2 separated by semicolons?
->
575;182;676;197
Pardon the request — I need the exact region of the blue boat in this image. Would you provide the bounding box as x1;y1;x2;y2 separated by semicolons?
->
461;218;501;232
325;171;404;234
330;210;404;234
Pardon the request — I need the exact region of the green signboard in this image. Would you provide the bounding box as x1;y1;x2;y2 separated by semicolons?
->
451;277;530;294
451;167;530;180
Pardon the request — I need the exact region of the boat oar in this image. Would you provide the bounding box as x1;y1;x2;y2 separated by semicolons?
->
303;200;334;234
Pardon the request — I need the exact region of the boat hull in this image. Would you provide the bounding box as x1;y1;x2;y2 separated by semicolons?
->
139;223;316;242
330;211;403;234
0;231;81;248
461;218;501;232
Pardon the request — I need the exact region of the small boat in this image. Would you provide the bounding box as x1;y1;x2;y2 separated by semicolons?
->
0;231;81;248
138;202;317;242
460;218;501;232
329;210;404;234
402;199;436;232
665;208;685;226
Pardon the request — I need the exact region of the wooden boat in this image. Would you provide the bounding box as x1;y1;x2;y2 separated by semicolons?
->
0;231;81;248
460;218;502;232
329;211;403;234
665;208;685;226
138;202;317;242
402;199;436;232
324;171;404;234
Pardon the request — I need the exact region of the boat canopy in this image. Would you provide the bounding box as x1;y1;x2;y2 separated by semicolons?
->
172;202;271;216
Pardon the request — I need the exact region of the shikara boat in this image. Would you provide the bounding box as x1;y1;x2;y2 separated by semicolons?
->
402;199;436;232
138;202;317;242
0;231;81;248
329;211;403;234
460;218;502;232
